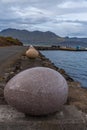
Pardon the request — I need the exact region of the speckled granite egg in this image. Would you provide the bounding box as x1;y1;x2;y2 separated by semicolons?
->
4;67;68;116
26;45;39;58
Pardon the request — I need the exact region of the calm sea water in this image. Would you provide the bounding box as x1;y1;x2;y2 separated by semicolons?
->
41;50;87;88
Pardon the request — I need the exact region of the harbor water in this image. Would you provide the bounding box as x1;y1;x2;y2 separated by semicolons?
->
41;50;87;88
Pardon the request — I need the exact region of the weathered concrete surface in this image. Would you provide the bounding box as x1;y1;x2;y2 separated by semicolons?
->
0;46;27;75
0;105;86;130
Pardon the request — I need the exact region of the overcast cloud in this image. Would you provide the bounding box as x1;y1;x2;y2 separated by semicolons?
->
0;0;87;37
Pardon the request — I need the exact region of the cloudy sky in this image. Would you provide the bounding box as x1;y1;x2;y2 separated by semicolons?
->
0;0;87;37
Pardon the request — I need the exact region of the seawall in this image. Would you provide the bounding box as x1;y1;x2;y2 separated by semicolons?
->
0;46;87;129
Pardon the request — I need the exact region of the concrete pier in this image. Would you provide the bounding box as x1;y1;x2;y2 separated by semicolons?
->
0;105;86;130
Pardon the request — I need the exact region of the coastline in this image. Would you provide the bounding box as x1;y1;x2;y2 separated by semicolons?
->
35;45;87;51
0;48;87;114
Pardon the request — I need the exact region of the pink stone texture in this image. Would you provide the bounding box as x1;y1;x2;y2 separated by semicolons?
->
4;67;68;116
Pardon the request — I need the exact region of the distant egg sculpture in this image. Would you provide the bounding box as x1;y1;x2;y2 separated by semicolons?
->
4;67;68;116
26;45;39;58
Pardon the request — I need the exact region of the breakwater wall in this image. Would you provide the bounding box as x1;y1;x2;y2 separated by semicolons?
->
34;46;87;51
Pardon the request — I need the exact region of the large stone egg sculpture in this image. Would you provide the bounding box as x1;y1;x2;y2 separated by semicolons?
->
26;45;39;58
4;67;68;116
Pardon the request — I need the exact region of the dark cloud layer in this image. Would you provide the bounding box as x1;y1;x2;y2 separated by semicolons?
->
0;0;87;37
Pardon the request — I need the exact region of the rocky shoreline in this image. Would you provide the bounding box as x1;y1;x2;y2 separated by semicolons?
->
35;46;87;51
0;50;87;114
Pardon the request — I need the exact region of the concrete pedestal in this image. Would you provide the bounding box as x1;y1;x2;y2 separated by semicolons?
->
0;105;86;130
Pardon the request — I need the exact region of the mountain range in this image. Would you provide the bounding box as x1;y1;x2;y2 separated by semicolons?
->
0;28;87;47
